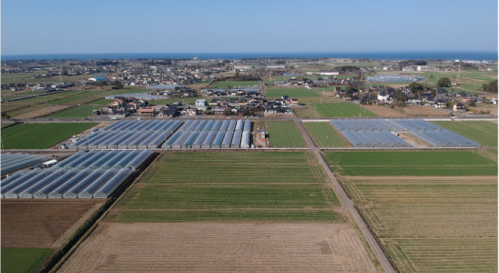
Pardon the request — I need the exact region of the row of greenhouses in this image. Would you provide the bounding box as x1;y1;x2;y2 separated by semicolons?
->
163;119;252;149
1;149;153;199
1;153;47;175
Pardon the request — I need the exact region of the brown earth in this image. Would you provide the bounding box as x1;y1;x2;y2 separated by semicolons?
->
14;105;71;119
1;201;103;249
58;222;377;273
361;105;404;117
399;105;449;116
341;175;497;181
471;104;498;116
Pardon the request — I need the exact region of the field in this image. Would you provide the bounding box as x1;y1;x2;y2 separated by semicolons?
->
1;201;103;273
266;121;307;148
431;121;498;147
312;103;378;117
360;105;404;117
266;88;320;98
1;123;98;149
58;222;377;273
303;122;348;147
325;151;498;176
340;176;497;272
209;80;260;88
2;248;53;273
61;151;378;272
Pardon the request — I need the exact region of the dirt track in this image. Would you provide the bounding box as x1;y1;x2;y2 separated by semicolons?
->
1;201;102;248
58;222;377;273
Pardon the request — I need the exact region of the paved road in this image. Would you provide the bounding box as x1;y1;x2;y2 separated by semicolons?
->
295;120;396;273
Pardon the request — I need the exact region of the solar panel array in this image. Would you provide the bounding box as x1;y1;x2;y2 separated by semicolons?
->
1;153;47;175
388;119;481;147
69;120;183;149
163;119;251;149
330;119;412;148
1;149;153;199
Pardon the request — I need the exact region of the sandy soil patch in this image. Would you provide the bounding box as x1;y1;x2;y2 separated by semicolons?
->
59;222;377;273
361;105;404;117
1;201;102;249
400;105;449;116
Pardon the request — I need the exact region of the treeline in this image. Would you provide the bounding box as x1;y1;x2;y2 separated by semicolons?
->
216;74;262;81
398;60;428;67
482;80;498;93
332;66;361;75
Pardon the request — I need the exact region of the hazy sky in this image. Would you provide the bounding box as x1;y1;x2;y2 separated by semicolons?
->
2;0;497;55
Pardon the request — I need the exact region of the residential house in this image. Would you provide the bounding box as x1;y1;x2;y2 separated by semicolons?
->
137;107;156;116
453;103;466;112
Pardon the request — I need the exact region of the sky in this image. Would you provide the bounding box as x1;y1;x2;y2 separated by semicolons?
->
1;0;498;55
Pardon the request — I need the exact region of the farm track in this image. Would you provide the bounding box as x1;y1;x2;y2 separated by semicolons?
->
294;120;396;273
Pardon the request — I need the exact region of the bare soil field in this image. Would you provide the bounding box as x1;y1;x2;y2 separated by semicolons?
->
361;105;404;117
1;201;103;249
399;105;449;116
58;222;377;273
471;104;498;116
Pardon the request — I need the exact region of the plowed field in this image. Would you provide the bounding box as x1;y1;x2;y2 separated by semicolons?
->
58;222;377;273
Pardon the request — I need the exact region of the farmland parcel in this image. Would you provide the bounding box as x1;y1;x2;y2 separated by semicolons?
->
61;151;378;272
324;150;498;176
266;88;320;98
313;103;378;117
340;176;497;272
266;121;307;148
1;123;98;149
303;122;348;147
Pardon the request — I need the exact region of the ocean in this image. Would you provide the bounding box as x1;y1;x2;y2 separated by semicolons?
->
1;51;497;61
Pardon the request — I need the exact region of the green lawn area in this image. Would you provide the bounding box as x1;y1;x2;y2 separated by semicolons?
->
266;121;307;148
108;152;342;222
2;123;98;149
325;151;497;176
312;103;377;117
1;248;53;273
303;122;348;147
210;81;260;88
266;88;320;98
431;121;498;147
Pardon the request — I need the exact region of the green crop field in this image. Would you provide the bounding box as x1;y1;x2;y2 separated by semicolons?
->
303;122;348;147
312;103;377;117
431;121;498;147
1;248;53;273
210;81;260;88
90;99;113;105
266;88;320;98
48;91;101;104
325;151;498;176
266;121;307;148
107;151;343;222
341;177;497;272
2;123;98;149
50;105;95;118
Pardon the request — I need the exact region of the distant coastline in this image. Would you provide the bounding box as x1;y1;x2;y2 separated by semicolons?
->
1;51;497;61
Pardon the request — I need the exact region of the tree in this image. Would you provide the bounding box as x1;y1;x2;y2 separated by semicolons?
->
335;86;342;92
437;77;452;87
113;81;123;89
469;102;476;107
409;82;423;94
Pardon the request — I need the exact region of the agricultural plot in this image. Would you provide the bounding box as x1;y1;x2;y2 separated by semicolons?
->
2;123;98;149
210;80;260;88
108;151;340;222
1;248;53;273
50;105;96;118
266;121;307;148
313;103;377;117
266;88;320;98
303;122;348;147
341;176;497;272
431;121;498;147
59;222;377;273
325;151;498;176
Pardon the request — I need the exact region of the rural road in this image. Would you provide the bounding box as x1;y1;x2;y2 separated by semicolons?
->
295;120;396;273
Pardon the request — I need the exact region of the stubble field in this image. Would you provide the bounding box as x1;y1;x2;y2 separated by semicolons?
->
303;122;348;147
266;121;307;148
313;103;378;117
